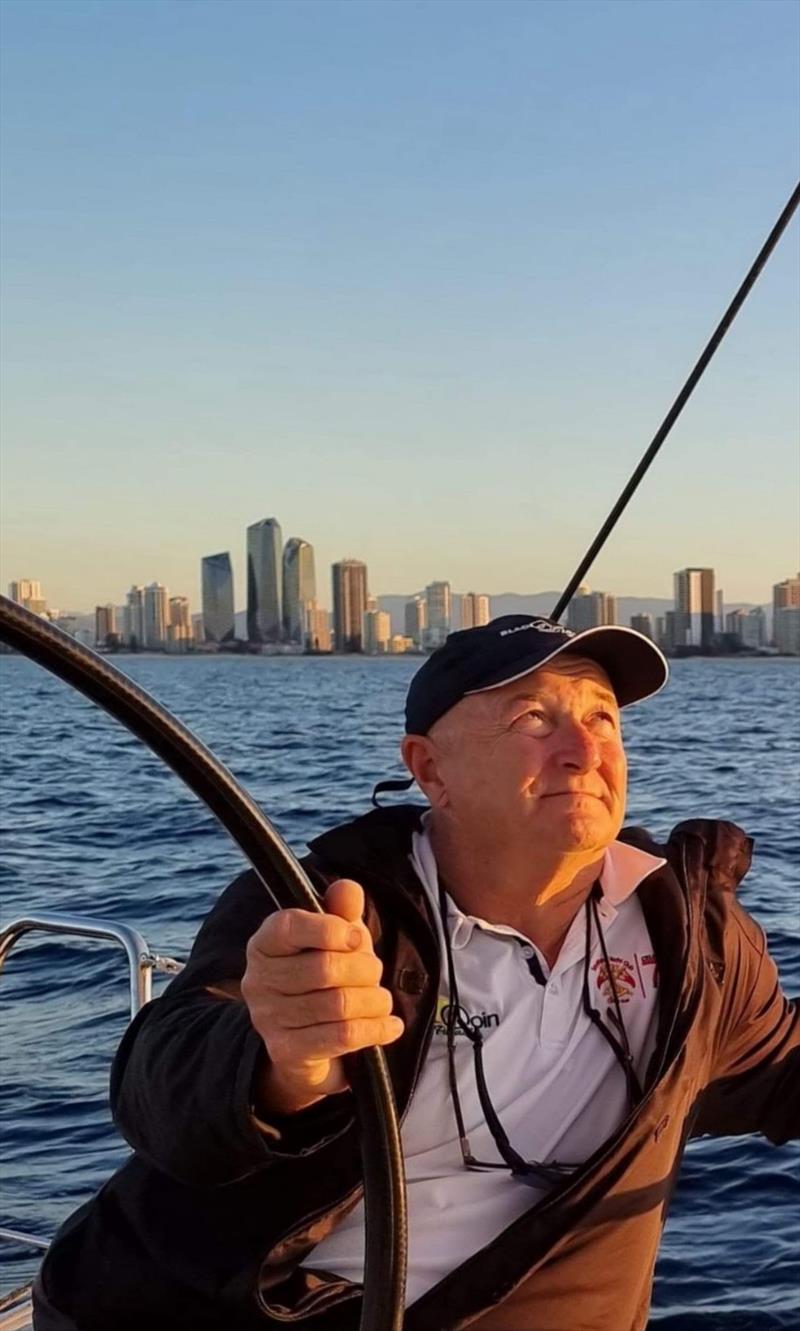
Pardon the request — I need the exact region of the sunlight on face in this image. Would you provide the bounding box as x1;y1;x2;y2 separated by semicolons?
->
427;654;627;856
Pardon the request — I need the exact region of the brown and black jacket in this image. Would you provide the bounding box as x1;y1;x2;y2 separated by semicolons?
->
36;805;799;1331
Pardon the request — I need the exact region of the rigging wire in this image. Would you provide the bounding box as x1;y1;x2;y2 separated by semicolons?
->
552;180;800;623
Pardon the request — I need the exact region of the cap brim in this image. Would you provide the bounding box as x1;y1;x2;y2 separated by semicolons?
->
468;625;668;707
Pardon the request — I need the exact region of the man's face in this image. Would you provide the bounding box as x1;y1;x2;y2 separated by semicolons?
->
422;654;628;857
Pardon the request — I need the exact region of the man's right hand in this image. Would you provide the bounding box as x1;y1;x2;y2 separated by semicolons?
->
242;878;404;1117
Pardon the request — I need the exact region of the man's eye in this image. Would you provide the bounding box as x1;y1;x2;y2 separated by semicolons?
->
591;711;617;728
521;709;547;724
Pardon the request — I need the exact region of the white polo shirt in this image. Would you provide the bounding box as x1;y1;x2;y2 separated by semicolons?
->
304;825;665;1305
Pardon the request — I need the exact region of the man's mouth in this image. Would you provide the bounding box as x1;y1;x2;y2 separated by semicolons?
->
543;790;604;802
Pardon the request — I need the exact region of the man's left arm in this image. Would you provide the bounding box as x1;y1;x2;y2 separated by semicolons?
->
692;897;799;1144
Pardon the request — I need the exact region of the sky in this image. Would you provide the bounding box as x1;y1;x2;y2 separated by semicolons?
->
1;0;798;614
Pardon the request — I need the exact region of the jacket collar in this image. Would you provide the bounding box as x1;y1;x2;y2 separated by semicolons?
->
308;803;428;881
308;807;752;1062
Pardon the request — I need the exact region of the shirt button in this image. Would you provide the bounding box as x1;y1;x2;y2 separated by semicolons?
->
520;945;534;958
549;981;561;995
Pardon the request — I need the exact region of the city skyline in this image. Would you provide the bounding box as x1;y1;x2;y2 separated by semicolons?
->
7;565;799;657
6;564;795;623
1;3;797;615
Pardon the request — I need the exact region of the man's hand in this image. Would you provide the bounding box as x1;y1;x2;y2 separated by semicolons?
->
242;879;404;1117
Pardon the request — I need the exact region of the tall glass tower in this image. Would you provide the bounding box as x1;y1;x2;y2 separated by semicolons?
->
332;559;368;652
282;538;317;646
247;518;283;644
201;552;235;643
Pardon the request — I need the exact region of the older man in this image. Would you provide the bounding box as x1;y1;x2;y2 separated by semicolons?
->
36;617;798;1331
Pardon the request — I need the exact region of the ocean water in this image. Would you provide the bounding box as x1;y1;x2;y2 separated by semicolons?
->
0;653;798;1327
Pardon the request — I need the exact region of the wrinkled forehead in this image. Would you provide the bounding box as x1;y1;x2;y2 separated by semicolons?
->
431;653;617;739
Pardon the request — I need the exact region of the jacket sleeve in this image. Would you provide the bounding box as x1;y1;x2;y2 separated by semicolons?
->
111;868;356;1187
692;897;799;1144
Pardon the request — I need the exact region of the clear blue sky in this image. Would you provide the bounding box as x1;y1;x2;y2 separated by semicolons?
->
1;0;798;613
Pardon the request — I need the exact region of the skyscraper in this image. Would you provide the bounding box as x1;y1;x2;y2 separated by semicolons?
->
283;538;317;646
8;579;42;605
8;579;47;615
725;607;766;649
461;593;491;629
773;573;800;653
567;586;616;631
125;586;146;647
95;604;117;646
404;596;427;646
168;597;192;648
202;552;235;644
774;609;800;654
143;583;169;649
363;609;392;654
305;602;332;652
630;613;654;641
424;581;451;648
331;559;368;652
674;568;716;649
247;517;283;644
773;573;800;642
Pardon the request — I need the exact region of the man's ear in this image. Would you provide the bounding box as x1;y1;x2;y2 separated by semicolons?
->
401;734;449;808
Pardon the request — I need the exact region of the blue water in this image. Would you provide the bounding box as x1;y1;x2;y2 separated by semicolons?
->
1;654;798;1326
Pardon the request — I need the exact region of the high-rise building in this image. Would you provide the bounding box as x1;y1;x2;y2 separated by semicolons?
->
673;568;716;650
201;552;235;644
423;581;451;648
461;593;491;630
773;573;800;644
95;604;117;646
143;583;169;649
332;559;368;652
167;599;192;649
630;613;654;640
775;607;800;654
283;539;317;646
715;589;725;634
725;607;766;650
8;579;43;606
425;581;451;631
404;596;427;646
124;586;146;647
169;596;191;630
363;609;392;654
567;586;616;631
304;601;332;652
8;579;48;615
247;518;283;644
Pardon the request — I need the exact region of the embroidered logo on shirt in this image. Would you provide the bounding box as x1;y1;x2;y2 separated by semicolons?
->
433;995;500;1037
592;956;637;1004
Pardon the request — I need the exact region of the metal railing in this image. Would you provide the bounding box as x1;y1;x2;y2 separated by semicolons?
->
0;911;184;1257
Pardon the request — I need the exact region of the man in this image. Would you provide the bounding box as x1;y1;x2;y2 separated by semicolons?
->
35;616;799;1331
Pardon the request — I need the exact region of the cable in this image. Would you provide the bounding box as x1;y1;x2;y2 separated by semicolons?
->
552;181;800;623
0;595;407;1331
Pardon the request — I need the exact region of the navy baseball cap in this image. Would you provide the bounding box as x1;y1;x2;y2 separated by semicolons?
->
405;615;668;736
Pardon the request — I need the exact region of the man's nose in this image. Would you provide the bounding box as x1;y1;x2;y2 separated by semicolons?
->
555;721;602;773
